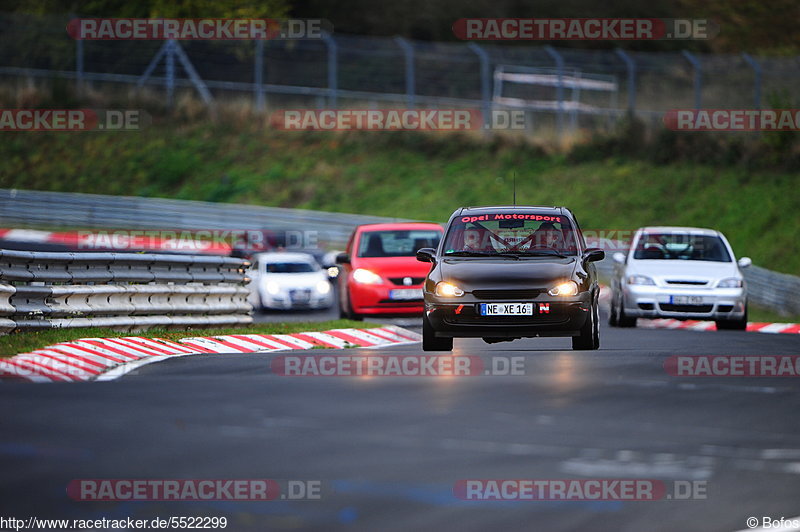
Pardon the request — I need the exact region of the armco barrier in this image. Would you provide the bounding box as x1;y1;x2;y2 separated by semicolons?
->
0;249;252;333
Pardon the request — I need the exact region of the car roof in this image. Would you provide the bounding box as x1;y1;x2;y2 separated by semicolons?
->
455;205;568;217
356;222;443;231
637;226;721;236
251;252;317;262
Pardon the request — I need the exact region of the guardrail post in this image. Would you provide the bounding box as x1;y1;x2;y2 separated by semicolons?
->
254;39;265;111
682;50;702;109
615;49;636;115
544;46;565;138
741;53;762;109
322;32;338;108
394;36;416;109
467;43;491;132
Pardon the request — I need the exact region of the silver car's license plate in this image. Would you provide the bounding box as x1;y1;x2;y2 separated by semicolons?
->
671;295;704;305
479;303;533;316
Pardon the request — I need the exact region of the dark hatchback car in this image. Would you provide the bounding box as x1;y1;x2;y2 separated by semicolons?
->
416;206;605;351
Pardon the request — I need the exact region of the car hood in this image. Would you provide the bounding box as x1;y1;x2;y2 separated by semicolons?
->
353;257;433;278
260;272;325;288
627;260;740;282
438;257;577;289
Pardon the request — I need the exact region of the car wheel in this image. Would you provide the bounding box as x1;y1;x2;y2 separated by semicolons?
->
617;294;637;328
716;307;748;331
339;292;363;321
608;290;619;327
422;313;453;352
573;299;600;351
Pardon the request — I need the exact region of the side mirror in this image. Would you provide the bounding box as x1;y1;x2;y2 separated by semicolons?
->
613;252;626;264
738;256;752;269
583;248;605;263
416;248;436;263
335;253;350;265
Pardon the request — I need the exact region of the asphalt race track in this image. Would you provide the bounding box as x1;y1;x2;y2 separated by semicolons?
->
1;314;799;532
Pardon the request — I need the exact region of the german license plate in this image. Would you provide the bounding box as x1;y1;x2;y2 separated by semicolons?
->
479;303;533;316
390;289;422;300
671;295;704;305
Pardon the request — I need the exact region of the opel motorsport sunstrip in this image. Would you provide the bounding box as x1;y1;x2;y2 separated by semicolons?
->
417;206;605;351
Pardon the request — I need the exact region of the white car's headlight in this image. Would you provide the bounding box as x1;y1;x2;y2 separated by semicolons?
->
352;268;383;284
548;280;579;297
265;281;281;295
316;280;331;294
434;281;464;297
627;275;655;286
717;278;743;288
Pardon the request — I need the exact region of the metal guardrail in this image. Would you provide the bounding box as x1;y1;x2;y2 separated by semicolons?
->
0;189;401;250
0;249;252;333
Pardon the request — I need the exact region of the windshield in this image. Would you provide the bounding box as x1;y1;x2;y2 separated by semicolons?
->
357;229;442;258
265;262;318;273
442;213;579;256
633;233;732;262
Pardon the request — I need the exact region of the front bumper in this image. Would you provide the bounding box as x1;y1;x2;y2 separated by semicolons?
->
350;282;424;315
425;292;592;338
261;290;333;310
622;285;746;320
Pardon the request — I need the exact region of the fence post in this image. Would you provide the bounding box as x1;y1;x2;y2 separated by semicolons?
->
165;39;176;109
682;50;702;109
615;49;636;115
76;36;84;95
544;46;565;138
394;36;416;109
322;32;338;108
741;53;762;109
254;39;265;111
467;43;491;130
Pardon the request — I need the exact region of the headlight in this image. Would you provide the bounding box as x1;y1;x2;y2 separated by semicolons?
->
326;266;339;278
548;280;579;297
266;281;281;295
316;280;331;294
434;281;464;297
717;278;743;288
627;275;655;286
352;268;383;284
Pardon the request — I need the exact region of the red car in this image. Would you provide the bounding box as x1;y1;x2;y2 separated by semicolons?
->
336;223;443;320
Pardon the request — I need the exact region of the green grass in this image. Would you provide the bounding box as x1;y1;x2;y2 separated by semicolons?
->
748;305;800;324
1;124;798;274
0;319;380;357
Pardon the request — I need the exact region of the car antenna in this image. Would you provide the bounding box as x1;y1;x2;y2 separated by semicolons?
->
513;172;516;206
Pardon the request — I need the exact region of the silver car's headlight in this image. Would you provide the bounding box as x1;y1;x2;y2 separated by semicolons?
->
316;280;331;294
717;278;743;288
266;281;281;295
627;275;655;286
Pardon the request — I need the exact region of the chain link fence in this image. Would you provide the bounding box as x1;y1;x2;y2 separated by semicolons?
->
1;13;799;136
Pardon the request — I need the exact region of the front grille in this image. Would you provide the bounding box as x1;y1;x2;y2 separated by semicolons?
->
388;277;425;286
717;304;734;313
378;299;422;305
665;280;708;286
659;303;714;313
638;303;655;310
473;289;546;300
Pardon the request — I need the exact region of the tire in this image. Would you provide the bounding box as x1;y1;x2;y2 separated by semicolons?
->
338;291;363;321
573;298;600;350
422;313;453;352
716;306;748;331
617;294;637;328
608;290;619;327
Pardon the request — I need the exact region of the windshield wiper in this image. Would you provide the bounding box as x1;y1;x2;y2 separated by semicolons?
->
444;251;518;258
513;250;570;258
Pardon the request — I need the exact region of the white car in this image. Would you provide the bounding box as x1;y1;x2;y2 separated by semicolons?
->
609;227;751;330
248;252;334;311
